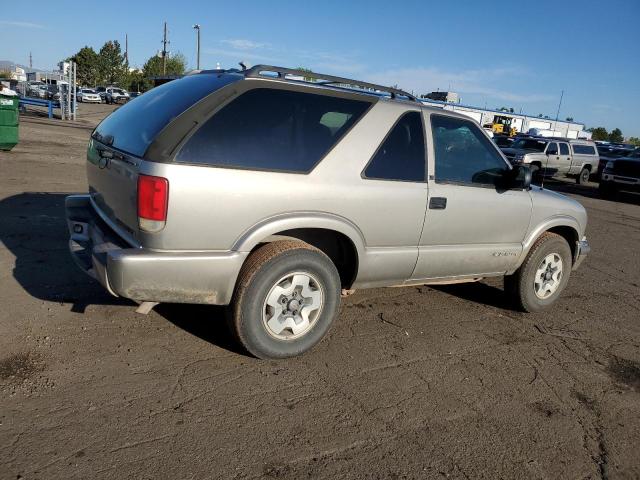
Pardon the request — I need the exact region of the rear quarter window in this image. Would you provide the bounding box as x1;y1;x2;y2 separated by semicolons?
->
176;88;372;173
572;144;596;155
92;73;240;157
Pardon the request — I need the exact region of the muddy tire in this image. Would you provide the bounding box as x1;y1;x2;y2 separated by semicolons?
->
505;232;572;312
230;241;341;359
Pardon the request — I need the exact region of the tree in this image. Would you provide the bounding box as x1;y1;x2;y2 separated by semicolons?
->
296;67;314;82
142;52;187;78
628;137;640;146
126;70;147;93
70;46;100;86
98;40;127;85
0;69;12;79
609;128;623;143
588;127;609;141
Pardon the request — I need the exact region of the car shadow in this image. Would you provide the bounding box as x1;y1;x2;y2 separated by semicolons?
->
155;303;247;356
0;192;131;312
432;281;518;311
0;192;245;354
541;179;640;206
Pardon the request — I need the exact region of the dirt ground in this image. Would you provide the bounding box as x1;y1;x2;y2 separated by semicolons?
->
1;104;639;480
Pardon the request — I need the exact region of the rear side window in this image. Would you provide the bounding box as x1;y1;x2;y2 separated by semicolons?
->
93;73;240;157
176;88;371;173
572;144;596;155
559;143;570;155
431;114;508;185
363;112;426;182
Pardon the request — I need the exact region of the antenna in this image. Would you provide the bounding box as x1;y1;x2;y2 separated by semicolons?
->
541;90;564;189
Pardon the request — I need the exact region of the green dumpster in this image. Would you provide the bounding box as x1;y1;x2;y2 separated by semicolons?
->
0;92;19;151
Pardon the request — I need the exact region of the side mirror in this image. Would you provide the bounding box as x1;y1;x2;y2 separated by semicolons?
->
511;164;531;189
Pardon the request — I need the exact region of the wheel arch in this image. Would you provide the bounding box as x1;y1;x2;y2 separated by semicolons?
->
516;217;581;270
232;213;365;289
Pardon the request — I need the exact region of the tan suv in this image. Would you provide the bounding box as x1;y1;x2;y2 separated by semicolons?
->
66;65;590;359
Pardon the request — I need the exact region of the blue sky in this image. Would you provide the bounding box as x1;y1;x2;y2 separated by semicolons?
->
1;0;639;136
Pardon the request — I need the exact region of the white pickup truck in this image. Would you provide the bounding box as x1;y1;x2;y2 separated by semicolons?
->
501;138;599;184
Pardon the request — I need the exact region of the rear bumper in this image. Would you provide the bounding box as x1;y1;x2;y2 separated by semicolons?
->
65;195;247;305
573;237;590;270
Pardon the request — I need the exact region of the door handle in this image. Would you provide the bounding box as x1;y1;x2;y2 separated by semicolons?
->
429;197;447;209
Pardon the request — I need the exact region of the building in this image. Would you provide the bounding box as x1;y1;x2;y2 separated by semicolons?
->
26;71;66;84
420;98;587;139
0;64;27;82
57;61;71;75
422;91;460;103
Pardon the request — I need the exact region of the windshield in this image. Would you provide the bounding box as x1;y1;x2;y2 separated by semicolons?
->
92;72;241;157
511;138;547;151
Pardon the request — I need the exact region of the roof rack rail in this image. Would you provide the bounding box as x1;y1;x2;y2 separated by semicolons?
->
244;64;419;103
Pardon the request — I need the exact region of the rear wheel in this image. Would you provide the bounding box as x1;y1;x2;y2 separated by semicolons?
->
230;241;341;359
576;167;590;184
505;232;572;312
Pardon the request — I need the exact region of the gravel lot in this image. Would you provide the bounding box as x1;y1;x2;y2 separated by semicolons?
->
1;104;639;479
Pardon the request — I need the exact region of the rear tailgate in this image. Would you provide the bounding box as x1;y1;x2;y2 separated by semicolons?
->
87;139;141;241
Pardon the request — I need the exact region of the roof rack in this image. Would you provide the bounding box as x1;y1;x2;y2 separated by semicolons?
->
244;65;419;103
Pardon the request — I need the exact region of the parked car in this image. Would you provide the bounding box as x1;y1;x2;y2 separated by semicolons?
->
77;88;101;103
44;84;60;101
95;86;107;101
596;146;632;179
27;81;44;97
66;65;589;359
51;84;75;103
105;87;130;104
129;91;142;99
33;85;48;99
599;149;640;198
501;137;599;184
493;135;513;148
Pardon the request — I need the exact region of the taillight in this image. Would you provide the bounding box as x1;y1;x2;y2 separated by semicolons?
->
137;174;168;232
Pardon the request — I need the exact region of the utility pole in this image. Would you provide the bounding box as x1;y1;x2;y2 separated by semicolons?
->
193;24;201;70
554;90;564;130
162;22;169;75
29;52;32;69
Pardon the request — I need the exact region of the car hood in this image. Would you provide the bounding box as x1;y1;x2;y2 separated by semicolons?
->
529;185;588;238
502;147;545;156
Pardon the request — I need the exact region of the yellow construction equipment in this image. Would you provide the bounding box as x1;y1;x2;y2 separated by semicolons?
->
484;115;517;136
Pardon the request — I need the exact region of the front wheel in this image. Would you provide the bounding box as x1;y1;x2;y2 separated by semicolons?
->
230;241;341;359
505;232;572;312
